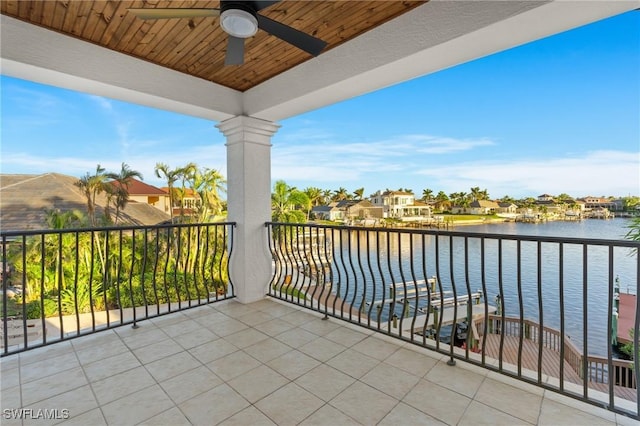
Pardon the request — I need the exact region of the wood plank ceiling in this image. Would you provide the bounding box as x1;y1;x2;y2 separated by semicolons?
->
1;1;425;92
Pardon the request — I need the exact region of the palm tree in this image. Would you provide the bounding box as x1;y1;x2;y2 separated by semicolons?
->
303;187;323;220
333;187;350;201
155;163;180;223
176;162;197;219
75;164;108;226
435;191;450;212
193;167;226;222
108;162;143;225
353;187;365;200
421;188;434;202
272;180;309;223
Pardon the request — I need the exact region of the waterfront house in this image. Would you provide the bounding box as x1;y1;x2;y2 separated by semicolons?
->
467;200;500;215
498;202;518;214
2;2;638;424
311;203;343;221
369;190;431;219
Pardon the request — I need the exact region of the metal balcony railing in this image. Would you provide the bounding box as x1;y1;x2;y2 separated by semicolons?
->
266;222;640;420
1;222;235;356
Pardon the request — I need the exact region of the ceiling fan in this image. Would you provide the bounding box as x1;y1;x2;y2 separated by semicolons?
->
129;1;328;66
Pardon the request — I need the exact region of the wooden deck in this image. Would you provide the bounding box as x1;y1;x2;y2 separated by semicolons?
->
618;293;637;345
482;334;637;402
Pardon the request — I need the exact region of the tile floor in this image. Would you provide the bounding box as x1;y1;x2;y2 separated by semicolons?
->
0;298;637;425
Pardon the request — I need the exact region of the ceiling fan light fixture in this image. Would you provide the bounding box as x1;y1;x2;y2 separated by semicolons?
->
220;8;258;38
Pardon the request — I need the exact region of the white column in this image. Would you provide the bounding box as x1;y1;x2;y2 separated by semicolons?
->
217;116;280;304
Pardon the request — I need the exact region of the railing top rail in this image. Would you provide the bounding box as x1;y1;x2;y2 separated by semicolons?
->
1;221;237;238
265;221;640;248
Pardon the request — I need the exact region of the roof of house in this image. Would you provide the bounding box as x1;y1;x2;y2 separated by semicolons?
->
470;200;500;208
0;173;170;232
112;178;167;195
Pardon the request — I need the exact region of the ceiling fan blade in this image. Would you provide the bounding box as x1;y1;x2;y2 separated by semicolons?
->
254;1;281;12
256;15;327;57
225;36;245;65
128;8;220;20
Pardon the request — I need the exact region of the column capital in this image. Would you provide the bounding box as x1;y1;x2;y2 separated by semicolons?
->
216;115;280;146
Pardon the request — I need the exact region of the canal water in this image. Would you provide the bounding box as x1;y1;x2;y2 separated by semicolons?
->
329;218;638;356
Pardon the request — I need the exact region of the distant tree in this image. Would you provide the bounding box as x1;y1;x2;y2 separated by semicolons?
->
45;209;85;229
353;187;365;200
434;191;450;211
107;162;143;225
625;217;640;255
272;180;309;223
498;195;516;204
155;163;180;223
192;167;226;222
75;164;108;226
421;188;434;202
321;189;333;205
333;187;350;201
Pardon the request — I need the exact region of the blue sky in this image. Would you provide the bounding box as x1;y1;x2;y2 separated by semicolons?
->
1;11;638;199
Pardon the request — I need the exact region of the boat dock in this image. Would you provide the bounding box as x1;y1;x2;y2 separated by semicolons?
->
617;292;637;345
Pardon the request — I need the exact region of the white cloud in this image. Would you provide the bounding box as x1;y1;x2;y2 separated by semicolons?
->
415;150;640;197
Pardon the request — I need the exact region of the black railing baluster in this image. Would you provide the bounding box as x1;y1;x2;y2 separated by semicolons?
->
129;229;137;328
537;241;543;384
559;242;565;392
607;245;614;410
447;235;457;366
516;240;524;377
582;243;589;399
140;228;149;317
73;232;80;336
152;228;161;313
57;233;64;340
498;238;505;372
89;231;96;332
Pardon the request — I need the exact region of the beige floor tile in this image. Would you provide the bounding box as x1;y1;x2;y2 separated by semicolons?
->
1;366;20;389
243;336;292;363
329;381;398;425
538;399;616;426
228;365;289;403
188;337;238;364
459;400;534;426
403;379;471;425
383;346;438;377
69;330;121;350
351;336;400;361
20;351;80;384
361;362;421;400
259;300;301;317
279;309;321;326
275;327;319;348
119;326;167;350
1;384;22;411
223;328;269;349
144;350;201;382
266;349;321;380
132;338;183;364
160;318;202;337
57;408;106;426
299;317;342;336
323;326;369;347
74;338;128;365
90;366;155;405
299;404;361;426
179;383;250;425
191;310;231;326
21;367;87;406
219;406;278;426
378;402;447;426
326;348;380;379
253;317;297;336
215;301;258;317
204;318;248;337
160;365;222;404
236;310;276;327
296;364;356;401
299;336;346;362
138;407;191;426
19;342;74;366
255;382;324;426
81;351;141;383
206;350;262;381
1;355;19;371
172;326;218;350
424;360;485;398
474;377;543;424
21;384;98;426
101;384;175;425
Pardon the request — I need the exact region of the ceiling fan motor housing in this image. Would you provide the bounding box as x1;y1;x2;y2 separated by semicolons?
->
220;1;260;38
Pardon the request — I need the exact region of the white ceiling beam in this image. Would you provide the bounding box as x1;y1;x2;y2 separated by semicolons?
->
0;14;242;122
245;0;639;121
